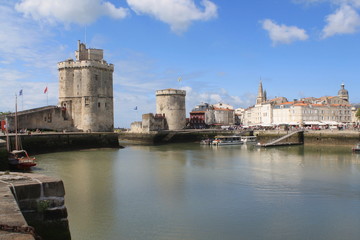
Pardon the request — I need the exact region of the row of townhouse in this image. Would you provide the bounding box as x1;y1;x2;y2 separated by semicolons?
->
243;82;355;127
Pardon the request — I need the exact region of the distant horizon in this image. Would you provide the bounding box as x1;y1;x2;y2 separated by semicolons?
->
1;0;360;128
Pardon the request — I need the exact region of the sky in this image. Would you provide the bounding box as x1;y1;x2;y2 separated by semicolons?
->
1;0;360;128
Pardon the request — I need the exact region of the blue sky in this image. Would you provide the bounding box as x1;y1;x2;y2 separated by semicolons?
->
1;0;360;128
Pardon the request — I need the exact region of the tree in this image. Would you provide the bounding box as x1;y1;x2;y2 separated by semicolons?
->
356;108;360;120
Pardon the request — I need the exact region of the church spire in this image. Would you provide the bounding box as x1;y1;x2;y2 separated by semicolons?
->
256;80;265;104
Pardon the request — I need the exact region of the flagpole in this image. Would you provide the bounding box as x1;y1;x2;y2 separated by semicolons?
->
15;94;18;150
47;91;48;106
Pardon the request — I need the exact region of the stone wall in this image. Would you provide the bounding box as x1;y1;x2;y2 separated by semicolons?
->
254;130;360;145
1;133;120;155
6;106;74;132
0;172;71;240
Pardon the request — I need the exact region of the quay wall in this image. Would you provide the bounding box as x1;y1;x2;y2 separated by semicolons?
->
0;132;120;155
119;130;252;144
0;172;71;240
120;130;360;145
254;130;360;145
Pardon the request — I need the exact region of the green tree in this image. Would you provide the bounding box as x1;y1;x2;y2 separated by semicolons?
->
356;108;360;120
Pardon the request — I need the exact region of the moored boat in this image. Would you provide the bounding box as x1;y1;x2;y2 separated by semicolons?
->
352;143;360;153
6;94;37;170
8;149;36;170
212;136;243;146
200;139;213;145
240;136;257;143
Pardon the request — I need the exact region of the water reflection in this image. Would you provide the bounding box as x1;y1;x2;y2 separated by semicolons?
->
35;144;360;240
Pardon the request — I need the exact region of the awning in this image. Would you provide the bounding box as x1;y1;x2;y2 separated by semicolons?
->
303;121;321;125
320;121;340;125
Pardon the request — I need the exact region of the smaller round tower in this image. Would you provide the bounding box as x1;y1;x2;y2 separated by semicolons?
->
338;83;349;102
156;89;186;130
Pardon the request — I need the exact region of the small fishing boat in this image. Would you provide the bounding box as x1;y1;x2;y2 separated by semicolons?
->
352;143;360;153
8;149;36;170
6;94;36;170
212;136;243;146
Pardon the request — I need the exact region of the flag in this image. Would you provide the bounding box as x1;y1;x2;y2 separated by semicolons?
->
19;89;23;96
134;106;138;110
178;77;182;82
44;86;48;94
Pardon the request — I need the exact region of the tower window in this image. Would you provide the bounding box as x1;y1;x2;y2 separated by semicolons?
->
95;74;99;81
85;97;90;106
98;102;101;108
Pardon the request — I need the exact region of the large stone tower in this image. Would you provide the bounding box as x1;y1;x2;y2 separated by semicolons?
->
58;41;114;132
156;89;186;130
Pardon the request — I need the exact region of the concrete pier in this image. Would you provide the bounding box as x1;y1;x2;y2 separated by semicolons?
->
0;179;34;240
0;172;71;240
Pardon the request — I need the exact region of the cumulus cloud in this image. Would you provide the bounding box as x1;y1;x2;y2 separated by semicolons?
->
322;4;360;38
262;19;309;45
15;0;128;25
126;0;218;33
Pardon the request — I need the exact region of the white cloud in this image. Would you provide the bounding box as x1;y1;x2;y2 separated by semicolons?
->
262;19;309;45
294;0;360;6
322;4;360;38
126;0;218;33
15;0;128;25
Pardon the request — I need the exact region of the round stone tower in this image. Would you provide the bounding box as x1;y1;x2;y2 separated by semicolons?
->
156;89;186;130
338;83;349;102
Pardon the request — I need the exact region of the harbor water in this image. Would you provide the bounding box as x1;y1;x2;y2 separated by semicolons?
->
34;143;360;240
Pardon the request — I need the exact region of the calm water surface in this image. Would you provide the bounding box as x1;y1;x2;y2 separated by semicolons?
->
34;143;360;240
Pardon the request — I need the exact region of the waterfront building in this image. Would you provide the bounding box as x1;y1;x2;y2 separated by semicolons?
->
189;102;235;128
234;108;245;125
242;81;288;126
243;82;352;127
189;103;209;129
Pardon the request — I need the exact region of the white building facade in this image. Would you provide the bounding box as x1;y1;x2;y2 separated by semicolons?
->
243;82;353;127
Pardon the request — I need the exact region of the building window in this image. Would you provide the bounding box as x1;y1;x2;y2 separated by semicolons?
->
98;102;101;108
85;97;90;106
95;74;99;81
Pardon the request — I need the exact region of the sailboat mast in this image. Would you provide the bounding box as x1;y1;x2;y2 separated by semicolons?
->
15;94;18;150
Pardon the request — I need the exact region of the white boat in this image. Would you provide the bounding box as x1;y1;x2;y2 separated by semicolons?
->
352;143;360;153
241;136;257;143
200;139;213;145
212;136;243;146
